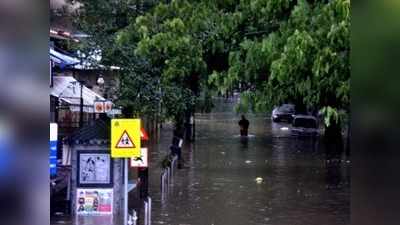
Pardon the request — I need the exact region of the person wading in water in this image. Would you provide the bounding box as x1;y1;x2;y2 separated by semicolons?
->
238;115;250;136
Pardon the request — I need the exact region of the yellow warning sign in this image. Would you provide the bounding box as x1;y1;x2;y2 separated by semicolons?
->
111;119;141;158
116;130;136;148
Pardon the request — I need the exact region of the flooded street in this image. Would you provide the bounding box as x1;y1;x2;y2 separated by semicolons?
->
148;99;350;225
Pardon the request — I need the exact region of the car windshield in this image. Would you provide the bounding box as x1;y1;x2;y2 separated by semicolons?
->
279;104;294;113
293;118;317;128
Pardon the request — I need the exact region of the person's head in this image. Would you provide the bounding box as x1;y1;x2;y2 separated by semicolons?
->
241;115;245;120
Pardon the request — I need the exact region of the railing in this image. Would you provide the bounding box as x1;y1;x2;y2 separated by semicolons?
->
170;155;178;178
161;155;178;196
144;196;152;225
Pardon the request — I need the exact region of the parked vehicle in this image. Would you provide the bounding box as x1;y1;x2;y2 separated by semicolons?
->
291;115;319;136
271;104;295;122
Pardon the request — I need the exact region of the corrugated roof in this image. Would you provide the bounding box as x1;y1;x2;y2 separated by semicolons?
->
50;76;105;112
64;117;111;145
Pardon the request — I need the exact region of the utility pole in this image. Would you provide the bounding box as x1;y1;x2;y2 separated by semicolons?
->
79;81;84;128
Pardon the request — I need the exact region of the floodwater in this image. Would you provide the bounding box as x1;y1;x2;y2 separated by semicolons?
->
148;99;350;225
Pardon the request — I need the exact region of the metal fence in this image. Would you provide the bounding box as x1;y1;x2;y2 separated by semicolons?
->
161;155;178;195
144;196;152;225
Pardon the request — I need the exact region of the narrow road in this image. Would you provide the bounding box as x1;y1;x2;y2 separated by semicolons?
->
148;99;350;225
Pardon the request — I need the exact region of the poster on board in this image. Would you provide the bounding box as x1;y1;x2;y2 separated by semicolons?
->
77;151;113;187
76;188;113;215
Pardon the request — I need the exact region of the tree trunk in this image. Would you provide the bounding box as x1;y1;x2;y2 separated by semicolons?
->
184;109;194;142
345;115;350;158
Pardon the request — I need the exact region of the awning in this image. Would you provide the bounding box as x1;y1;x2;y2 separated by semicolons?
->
50;48;80;69
50;76;120;114
50;47;121;71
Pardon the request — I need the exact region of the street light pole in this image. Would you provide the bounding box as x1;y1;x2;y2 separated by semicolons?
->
79;82;84;128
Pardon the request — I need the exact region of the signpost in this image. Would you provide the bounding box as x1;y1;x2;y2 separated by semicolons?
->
111;119;141;158
131;148;148;168
104;101;113;113
94;100;113;113
94;101;105;113
111;119;141;225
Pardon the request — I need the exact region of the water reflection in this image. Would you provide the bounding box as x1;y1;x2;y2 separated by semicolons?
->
148;99;350;225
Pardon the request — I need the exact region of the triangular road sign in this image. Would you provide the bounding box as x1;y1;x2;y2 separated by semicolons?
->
115;130;136;148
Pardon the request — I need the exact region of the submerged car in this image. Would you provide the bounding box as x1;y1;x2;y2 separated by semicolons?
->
291;115;319;136
271;104;295;122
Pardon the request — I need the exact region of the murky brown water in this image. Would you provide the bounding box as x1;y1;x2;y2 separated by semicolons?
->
148;99;350;225
51;98;349;225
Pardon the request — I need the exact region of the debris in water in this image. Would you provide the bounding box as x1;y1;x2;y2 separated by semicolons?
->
245;160;252;164
280;127;289;131
255;177;263;183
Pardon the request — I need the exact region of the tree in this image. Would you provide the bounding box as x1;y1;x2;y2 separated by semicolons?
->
222;0;350;156
72;0;350;148
211;0;350;131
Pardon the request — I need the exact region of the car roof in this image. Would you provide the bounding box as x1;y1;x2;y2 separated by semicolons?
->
280;103;294;107
293;115;317;120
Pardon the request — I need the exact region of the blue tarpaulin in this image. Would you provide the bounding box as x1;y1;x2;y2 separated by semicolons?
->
50;48;80;69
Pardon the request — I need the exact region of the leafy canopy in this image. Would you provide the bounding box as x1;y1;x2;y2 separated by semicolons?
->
73;0;350;127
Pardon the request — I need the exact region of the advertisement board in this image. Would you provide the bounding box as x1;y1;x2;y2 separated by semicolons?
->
50;123;58;176
76;188;113;215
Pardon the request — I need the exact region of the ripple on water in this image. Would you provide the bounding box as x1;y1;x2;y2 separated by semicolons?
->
149;102;349;225
233;134;256;138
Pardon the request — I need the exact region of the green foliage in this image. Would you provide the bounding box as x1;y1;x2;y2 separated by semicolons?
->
73;0;350;129
116;57;161;117
222;0;350;127
196;88;215;113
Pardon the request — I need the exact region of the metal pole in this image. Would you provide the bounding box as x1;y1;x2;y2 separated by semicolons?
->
132;210;137;225
161;171;164;193
128;215;133;225
166;168;170;186
171;162;174;179
79;82;83;128
192;112;195;141
124;158;128;225
161;172;165;201
66;173;71;201
148;197;152;225
144;201;148;225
